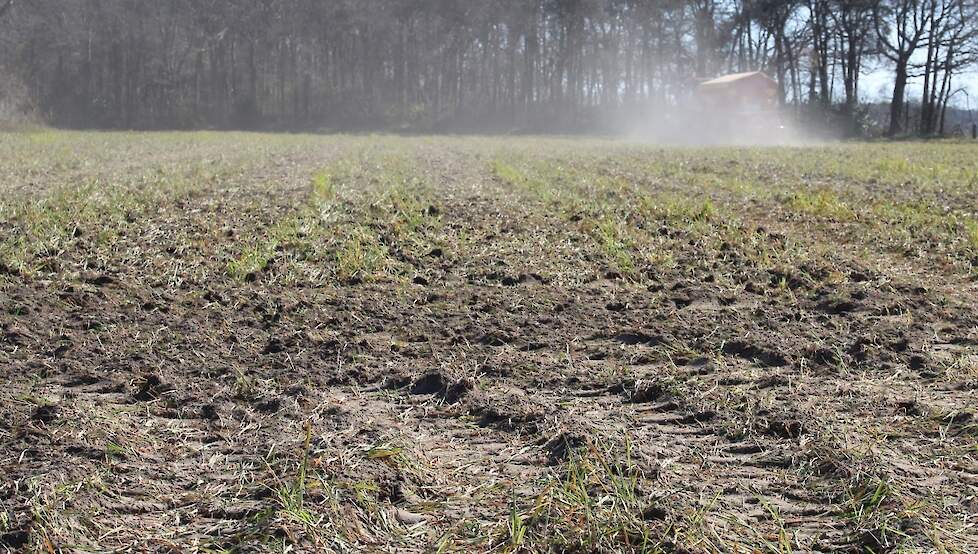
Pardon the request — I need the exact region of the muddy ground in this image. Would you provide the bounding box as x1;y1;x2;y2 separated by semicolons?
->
1;133;977;552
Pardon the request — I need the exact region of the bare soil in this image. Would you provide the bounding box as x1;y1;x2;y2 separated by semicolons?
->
1;133;977;552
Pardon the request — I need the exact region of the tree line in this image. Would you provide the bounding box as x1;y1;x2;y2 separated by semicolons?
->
0;0;975;135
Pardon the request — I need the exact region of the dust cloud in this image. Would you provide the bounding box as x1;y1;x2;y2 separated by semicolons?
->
618;104;811;146
610;76;817;146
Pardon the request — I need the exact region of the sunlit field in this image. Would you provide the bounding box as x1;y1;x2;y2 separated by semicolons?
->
2;131;977;552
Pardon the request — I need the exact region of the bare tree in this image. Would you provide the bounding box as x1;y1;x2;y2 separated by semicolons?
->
808;0;833;108
0;0;972;134
748;0;799;105
919;0;977;134
875;0;932;136
830;0;877;117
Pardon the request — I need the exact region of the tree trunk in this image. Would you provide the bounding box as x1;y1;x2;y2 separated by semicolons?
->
889;61;908;136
